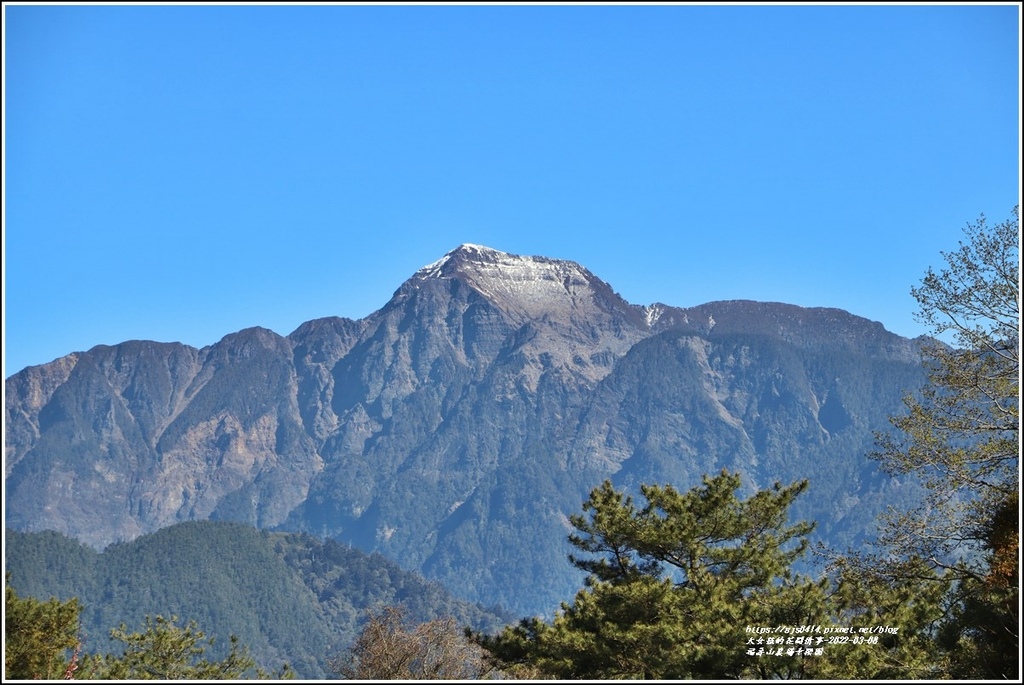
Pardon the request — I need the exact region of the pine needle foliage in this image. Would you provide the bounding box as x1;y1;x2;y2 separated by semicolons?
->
477;471;829;679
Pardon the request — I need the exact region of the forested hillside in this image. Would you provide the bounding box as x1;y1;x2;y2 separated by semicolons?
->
4;521;513;678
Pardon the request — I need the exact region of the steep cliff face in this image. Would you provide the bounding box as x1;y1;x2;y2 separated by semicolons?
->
4;244;927;614
6;342;203;544
4;330;321;547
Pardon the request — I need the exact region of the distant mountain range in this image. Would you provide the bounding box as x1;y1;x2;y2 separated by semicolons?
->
5;244;928;615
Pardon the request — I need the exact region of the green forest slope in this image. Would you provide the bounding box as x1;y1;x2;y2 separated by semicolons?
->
4;521;514;678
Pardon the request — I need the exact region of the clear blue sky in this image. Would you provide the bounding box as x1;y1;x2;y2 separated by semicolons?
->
3;3;1020;376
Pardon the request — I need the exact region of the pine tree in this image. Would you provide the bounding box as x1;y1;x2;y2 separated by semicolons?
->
476;472;830;679
77;614;292;680
4;576;83;680
807;557;949;679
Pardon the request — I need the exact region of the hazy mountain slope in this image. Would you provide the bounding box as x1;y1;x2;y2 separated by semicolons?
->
4;244;928;615
569;327;925;543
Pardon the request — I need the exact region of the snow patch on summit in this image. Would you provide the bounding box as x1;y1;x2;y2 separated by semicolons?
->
416;243;501;278
415;244;599;322
416;256;449;278
407;244;651;385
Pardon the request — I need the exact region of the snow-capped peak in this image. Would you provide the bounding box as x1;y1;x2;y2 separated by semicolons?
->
457;242;496;253
411;244;630;325
415;244;508;278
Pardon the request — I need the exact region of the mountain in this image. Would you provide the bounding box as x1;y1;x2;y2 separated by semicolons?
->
4;244;928;615
4;521;513;678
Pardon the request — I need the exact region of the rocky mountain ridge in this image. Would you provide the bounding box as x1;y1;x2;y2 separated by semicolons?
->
5;244;928;614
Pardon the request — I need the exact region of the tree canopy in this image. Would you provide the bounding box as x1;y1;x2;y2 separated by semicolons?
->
78;614;291;680
475;471;957;679
868;207;1019;679
873;206;1018;575
4;576;290;681
477;472;833;679
332;604;490;680
4;576;82;680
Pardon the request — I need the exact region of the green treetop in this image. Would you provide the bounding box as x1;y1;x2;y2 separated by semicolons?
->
78;614;293;680
4;577;82;680
476;471;830;679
